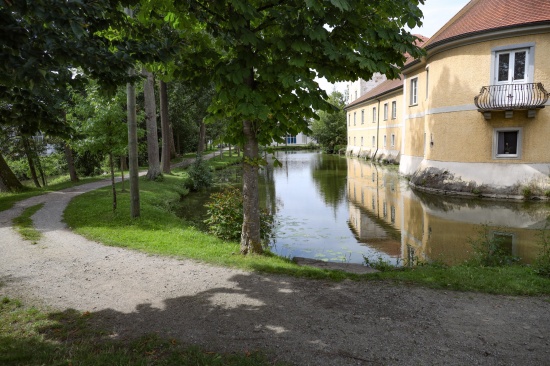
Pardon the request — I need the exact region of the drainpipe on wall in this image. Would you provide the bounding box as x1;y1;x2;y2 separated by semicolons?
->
373;98;381;160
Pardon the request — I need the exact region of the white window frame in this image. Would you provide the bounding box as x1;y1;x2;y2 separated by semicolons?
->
410;77;418;106
361;109;364;124
353;112;356;126
371;136;375;148
361;136;363;146
354;136;356;145
493;127;522;159
383;103;388;120
391;134;395;147
383;134;387;147
372;107;376;123
391;101;397;119
490;43;535;85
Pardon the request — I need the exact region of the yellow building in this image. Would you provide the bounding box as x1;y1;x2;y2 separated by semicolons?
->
346;0;550;198
345;77;405;164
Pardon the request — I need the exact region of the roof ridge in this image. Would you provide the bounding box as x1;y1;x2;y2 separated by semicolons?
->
345;76;403;109
423;0;478;48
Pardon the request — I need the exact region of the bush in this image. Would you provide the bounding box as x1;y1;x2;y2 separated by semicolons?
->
533;223;550;277
466;224;520;267
186;156;212;191
204;187;274;243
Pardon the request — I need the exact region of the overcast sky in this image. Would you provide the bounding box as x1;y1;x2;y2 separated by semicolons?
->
318;0;472;93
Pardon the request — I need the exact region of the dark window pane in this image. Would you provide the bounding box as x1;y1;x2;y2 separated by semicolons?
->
514;51;526;80
497;131;518;154
498;53;510;82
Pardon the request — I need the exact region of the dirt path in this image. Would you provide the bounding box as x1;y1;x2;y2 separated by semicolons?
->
1;167;549;365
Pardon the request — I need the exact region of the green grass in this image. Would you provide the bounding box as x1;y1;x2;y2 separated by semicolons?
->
12;203;44;244
206;155;242;170
64;172;353;281
0;297;286;366
63;169;550;295
0;175;104;212
370;265;550;296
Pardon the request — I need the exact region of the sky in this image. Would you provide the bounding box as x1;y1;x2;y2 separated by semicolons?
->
317;0;472;94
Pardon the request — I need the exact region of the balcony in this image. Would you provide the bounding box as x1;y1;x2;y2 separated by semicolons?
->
474;82;549;118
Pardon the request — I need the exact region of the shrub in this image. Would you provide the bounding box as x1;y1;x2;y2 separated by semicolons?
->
363;256;395;272
466;224;520;267
533;222;550;277
186;156;212;191
204;187;275;243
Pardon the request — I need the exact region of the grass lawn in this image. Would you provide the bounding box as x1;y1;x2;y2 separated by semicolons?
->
63;159;550;296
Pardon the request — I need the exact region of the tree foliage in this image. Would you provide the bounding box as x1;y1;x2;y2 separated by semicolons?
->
0;0;175;135
310;91;347;153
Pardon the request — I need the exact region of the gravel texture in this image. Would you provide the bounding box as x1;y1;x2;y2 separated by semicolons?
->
1;178;550;366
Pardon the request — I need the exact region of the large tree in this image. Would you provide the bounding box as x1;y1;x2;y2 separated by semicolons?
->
0;0;173;192
142;0;425;254
142;69;162;180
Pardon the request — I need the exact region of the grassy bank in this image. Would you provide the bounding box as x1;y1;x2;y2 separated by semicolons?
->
62;158;550;296
0;297;284;366
12;203;44;244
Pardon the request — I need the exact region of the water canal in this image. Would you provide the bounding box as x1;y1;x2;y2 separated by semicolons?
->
184;151;550;265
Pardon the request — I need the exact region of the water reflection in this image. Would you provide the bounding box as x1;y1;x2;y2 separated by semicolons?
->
263;151;400;264
179;151;549;265
347;158;549;265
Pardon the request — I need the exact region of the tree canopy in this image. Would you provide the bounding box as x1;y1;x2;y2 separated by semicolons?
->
310;91;347;153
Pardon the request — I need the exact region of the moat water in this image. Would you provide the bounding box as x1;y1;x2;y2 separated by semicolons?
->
181;151;549;265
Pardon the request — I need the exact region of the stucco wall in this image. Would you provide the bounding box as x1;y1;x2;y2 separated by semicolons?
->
346;89;402;162
405;32;550;164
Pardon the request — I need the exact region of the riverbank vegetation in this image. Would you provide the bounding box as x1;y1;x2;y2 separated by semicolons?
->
61;158;550;297
0;297;283;366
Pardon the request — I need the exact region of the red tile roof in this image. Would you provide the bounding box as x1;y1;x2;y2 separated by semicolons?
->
346;35;427;109
425;0;550;48
345;75;404;109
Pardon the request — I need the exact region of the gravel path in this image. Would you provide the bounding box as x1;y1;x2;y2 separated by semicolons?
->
1;169;550;365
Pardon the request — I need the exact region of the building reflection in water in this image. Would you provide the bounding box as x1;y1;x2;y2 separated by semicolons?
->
347;158;549;265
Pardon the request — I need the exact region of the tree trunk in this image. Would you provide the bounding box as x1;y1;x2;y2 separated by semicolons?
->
229;145;232;157
0;151;23;192
127;69;140;218
159;80;171;174
240;119;263;255
120;156;126;192
109;152;117;212
64;143;79;182
198;120;206;154
21;136;41;188
31;139;47;187
169;123;176;158
142;68;161;180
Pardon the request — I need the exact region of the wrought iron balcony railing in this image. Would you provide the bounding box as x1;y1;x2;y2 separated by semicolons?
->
474;82;549;112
